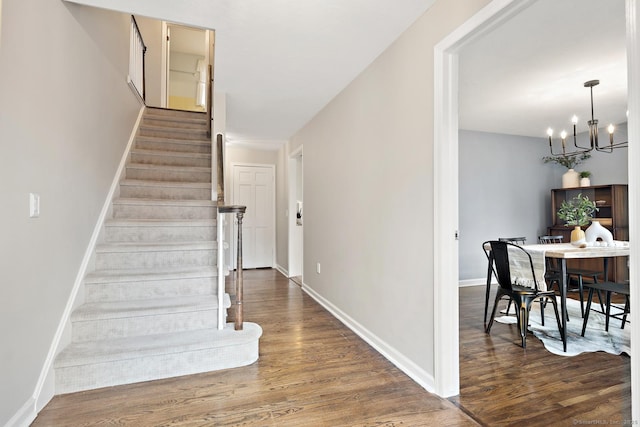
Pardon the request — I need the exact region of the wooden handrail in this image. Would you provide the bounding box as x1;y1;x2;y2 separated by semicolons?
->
216;134;225;205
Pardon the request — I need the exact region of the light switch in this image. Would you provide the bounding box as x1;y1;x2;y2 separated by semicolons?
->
29;193;40;218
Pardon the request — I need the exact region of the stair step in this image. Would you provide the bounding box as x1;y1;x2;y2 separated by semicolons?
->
104;218;216;242
70;295;228;341
54;323;262;394
84;266;219;302
125;163;211;183
139;124;209;141
95;241;216;270
112;198;216;220
142;115;208;130
135;135;211;154
119;179;212;200
145;107;207;120
130;148;211;168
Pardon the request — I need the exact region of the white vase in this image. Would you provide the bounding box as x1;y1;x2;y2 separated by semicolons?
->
580;177;591;187
585;220;614;245
562;169;580;188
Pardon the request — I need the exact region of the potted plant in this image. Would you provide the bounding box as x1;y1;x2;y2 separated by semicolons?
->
557;193;598;245
579;171;591;187
542;152;591;188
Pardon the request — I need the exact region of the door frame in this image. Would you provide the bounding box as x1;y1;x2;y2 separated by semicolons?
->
161;22;212;110
288;146;304;278
433;0;639;415
230;162;276;270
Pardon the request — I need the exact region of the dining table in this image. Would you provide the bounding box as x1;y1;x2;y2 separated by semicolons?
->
485;241;630;352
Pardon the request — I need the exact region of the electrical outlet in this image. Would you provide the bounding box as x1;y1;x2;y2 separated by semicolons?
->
316;262;321;274
29;193;40;218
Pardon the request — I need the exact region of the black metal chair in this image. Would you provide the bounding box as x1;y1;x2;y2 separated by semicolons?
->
581;281;630;336
495;237;527;316
483;240;563;349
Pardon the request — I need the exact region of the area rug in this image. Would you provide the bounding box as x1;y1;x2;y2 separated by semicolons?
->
494;298;630;356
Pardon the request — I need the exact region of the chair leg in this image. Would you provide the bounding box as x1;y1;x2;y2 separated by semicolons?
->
518;303;529;349
581;288;595;337
605;291;612;332
621;295;630;329
577;275;585;317
540;299;545;327
486;293;504;334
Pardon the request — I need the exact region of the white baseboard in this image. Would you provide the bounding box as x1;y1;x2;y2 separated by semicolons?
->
459;278;493;287
28;106;145;418
301;284;436;394
4;397;36;427
274;263;288;277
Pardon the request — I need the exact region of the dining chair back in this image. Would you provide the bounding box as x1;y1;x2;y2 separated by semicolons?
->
483;240;563;348
538;235;563;244
498;236;527;245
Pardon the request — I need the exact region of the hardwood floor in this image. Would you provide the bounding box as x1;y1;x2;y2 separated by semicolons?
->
32;270;631;426
452;285;631;426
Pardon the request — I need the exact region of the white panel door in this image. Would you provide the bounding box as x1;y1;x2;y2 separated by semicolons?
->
232;165;275;269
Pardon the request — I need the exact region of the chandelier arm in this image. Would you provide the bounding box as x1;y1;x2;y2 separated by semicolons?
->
548;137;592;156
572;130;594;150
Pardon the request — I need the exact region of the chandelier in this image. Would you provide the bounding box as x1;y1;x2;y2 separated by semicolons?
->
546;79;628;157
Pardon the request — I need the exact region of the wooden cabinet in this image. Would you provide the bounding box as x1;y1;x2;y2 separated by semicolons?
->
548;184;629;282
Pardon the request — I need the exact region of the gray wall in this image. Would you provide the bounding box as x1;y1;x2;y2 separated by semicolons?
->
0;1;142;424
289;0;490;382
459;125;629;281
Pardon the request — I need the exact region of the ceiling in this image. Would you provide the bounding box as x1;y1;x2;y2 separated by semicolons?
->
68;0;628;144
459;0;627;139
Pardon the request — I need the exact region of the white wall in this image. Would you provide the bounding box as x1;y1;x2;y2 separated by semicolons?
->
458;126;629;282
288;0;490;386
0;1;142;424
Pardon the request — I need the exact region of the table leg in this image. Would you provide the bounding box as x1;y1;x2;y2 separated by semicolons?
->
560;258;568;352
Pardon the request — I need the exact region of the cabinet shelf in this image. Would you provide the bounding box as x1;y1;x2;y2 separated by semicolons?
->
548;184;628;282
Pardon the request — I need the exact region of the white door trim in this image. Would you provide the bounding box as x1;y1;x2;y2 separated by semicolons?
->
434;0;639;413
288;146;303;278
230;162;276;269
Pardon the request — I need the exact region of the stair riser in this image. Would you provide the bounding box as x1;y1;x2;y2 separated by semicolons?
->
119;183;212;200
130;151;211;168
139;127;208;141
112;204;215;220
125;166;211;183
135;138;211;154
85;277;216;302
72;309;220;342
142;117;207;130
96;248;215;270
145;109;206;119
54;339;258;394
104;224;215;243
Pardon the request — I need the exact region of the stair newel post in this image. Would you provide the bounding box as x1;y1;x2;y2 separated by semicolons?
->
220;205;247;330
235;209;246;330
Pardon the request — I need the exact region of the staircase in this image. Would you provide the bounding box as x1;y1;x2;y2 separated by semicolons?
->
54;107;261;394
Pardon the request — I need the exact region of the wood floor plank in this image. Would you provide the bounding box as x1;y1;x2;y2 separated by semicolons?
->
32;270;631;426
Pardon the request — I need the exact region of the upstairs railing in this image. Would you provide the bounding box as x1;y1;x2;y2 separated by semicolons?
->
214;133;247;331
206;65;213;138
128;16;146;102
